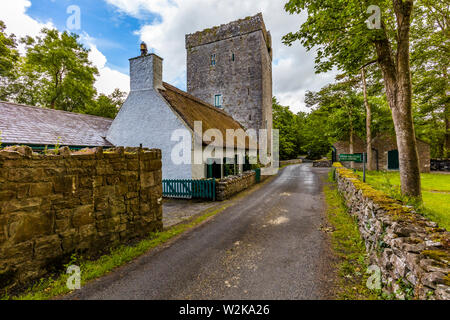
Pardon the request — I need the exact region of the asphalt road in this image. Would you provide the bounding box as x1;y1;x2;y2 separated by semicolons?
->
67;164;335;300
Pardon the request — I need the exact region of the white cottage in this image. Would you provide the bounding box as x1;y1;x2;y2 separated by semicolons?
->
106;51;256;180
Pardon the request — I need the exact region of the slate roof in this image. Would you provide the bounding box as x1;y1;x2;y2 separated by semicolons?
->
0;101;113;147
159;82;256;149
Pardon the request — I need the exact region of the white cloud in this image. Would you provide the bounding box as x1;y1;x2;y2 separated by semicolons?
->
82;34;130;95
0;0;54;53
0;1;130;96
88;43;130;95
105;0;336;112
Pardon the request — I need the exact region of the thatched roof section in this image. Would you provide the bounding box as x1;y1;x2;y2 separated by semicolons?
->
159;83;255;149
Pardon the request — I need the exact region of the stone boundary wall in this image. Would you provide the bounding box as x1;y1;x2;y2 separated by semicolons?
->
216;171;256;201
0;146;163;289
280;159;302;166
334;163;450;300
313;160;332;167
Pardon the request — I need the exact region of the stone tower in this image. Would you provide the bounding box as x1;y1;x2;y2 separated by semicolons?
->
186;13;273;137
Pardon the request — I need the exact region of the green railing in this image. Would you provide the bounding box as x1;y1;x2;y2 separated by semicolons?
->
162;179;216;200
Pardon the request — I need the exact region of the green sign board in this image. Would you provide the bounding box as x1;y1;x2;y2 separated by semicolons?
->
339;153;363;162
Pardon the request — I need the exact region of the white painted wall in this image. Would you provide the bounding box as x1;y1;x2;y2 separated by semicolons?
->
106;54;193;180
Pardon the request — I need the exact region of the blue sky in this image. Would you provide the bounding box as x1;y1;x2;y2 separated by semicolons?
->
26;0;157;75
0;0;336;112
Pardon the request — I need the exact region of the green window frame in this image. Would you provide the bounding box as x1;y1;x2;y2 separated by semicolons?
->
214;94;222;108
211;54;216;66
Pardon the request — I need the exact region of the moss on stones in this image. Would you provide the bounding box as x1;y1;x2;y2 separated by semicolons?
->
421;250;449;262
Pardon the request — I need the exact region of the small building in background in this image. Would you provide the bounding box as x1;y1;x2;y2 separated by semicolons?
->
371;134;430;173
332;135;366;170
333;134;431;173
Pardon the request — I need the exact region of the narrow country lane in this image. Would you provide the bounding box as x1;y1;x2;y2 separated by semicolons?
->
67;164;336;300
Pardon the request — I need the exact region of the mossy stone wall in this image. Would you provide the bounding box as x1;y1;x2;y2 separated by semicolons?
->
335;163;449;300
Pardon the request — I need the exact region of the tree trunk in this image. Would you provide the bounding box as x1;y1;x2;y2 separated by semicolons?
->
445;103;450;158
349;109;355;169
373;0;421;198
361;68;373;170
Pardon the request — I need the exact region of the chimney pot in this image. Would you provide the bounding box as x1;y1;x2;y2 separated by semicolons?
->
140;42;148;56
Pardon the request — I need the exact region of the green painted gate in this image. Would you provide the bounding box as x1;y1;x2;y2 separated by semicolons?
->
254;168;261;183
388;150;399;170
162;179;216;200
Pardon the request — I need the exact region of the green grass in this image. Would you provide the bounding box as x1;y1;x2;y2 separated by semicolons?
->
356;171;450;231
3;204;228;300
324;173;380;300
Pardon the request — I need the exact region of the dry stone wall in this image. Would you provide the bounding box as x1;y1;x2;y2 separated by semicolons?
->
216;171;256;201
280;159;302;166
0;146;163;289
334;164;450;300
313;160;332;167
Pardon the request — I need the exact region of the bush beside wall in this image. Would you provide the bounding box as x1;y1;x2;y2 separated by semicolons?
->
334;163;450;300
0;146;163;289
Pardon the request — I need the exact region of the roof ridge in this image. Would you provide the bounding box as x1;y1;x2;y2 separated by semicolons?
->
0;100;113;121
160;82;244;128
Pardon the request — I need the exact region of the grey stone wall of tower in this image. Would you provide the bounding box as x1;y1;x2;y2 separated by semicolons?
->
185;13;273;140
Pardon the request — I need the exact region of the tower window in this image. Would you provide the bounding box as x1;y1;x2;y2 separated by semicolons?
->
211;54;216;66
231;53;235;61
214;94;222;108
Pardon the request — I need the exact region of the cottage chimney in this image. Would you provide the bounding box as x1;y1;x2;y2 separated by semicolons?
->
129;44;164;91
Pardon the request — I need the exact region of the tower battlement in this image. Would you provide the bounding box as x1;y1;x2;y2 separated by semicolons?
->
186;13;272;57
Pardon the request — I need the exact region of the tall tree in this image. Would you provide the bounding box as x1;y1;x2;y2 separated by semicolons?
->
284;0;422;198
411;1;449;158
21;28;98;112
306;79;366;167
273;98;306;160
0;20;18;101
361;67;374;170
83;89;127;119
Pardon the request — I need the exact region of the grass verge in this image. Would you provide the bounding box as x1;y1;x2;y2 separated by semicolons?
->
355;171;450;231
3;204;229;301
324;172;380;300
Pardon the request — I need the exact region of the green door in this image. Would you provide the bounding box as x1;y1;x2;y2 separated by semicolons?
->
207;160;223;179
388;150;399;170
